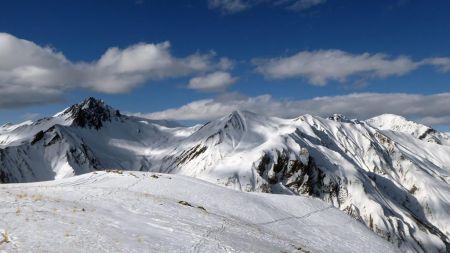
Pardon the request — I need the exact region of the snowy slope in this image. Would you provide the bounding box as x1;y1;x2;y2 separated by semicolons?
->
0;171;399;253
0;98;449;252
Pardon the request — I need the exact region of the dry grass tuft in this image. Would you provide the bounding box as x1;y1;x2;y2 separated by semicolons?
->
0;230;10;245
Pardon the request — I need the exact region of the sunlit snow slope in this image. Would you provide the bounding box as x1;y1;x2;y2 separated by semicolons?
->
0;171;399;253
0;98;449;252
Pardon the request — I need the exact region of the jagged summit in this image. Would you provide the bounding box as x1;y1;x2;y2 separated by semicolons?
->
224;110;262;121
327;113;351;122
206;109;279;138
224;110;247;131
61;97;122;130
198;110;264;134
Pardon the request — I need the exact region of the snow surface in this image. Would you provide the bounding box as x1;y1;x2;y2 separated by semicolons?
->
0;171;399;253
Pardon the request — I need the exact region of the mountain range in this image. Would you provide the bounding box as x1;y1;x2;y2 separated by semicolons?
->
0;97;449;253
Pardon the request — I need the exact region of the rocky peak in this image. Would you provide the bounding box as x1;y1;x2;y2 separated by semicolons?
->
224;110;248;132
63;97;121;130
327;114;351;123
0;123;13;129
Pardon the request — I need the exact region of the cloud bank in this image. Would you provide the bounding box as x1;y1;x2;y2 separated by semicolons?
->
141;92;450;127
0;33;231;109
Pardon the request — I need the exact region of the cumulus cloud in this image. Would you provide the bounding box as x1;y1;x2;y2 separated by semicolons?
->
187;71;237;92
0;33;78;108
82;41;227;93
0;33;229;109
254;50;450;85
140;92;450;127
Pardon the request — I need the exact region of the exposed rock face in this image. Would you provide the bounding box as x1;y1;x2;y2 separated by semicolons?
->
62;97;121;130
327;113;350;122
258;150;334;198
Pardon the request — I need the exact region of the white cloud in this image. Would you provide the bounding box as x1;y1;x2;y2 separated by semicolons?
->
22;112;44;121
423;57;450;72
0;33;229;109
208;0;250;13
83;41;224;93
0;85;63;109
188;71;237;92
207;0;325;14
140;92;450;127
0;33;79;108
217;57;235;70
254;50;450;85
254;50;419;85
286;0;326;11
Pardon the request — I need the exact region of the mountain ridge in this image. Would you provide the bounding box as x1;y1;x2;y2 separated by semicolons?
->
0;97;449;252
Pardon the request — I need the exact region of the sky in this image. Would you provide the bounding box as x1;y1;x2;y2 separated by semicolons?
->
1;0;450;130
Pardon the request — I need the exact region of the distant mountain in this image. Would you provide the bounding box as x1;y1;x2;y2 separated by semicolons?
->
0;97;449;252
367;114;450;145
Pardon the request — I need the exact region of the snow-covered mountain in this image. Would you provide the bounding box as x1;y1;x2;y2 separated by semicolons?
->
0;170;399;253
0;97;449;252
367;114;450;145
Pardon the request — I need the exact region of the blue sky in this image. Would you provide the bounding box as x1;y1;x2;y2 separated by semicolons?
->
0;0;450;130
